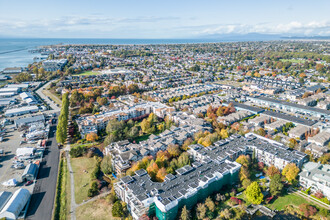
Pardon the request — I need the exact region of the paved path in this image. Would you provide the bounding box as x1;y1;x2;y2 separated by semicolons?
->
294;190;330;210
26;117;60;220
77;190;111;207
66;148;77;220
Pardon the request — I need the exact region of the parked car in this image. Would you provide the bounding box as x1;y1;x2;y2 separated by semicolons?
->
25;180;33;186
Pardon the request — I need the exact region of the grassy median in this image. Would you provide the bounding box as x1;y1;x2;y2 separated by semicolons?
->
53;155;70;220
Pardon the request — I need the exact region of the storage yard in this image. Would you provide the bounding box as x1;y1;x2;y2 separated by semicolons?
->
0;113;55;219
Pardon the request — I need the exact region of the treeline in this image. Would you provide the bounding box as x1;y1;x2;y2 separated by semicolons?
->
108;84;140;98
103;113;173;145
56;93;69;144
127;145;191;182
53;155;68;220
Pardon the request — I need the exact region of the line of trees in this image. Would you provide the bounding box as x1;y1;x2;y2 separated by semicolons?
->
56;93;69;144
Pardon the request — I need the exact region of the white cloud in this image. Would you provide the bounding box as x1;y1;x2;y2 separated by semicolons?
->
196;21;330;36
0;16;329;38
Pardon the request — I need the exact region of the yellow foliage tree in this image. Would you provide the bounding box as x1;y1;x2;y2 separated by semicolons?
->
86;132;98;142
282;163;299;183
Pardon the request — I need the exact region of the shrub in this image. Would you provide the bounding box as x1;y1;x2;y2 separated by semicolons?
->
69;145;87;158
87;181;99;197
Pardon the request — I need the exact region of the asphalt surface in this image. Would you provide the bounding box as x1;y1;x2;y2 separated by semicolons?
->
26;117;60;220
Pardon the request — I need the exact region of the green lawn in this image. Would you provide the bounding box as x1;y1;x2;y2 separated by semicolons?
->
71;156;97;204
74;71;100;76
266;193;319;210
76;198;118;220
133;134;151;143
280;59;306;63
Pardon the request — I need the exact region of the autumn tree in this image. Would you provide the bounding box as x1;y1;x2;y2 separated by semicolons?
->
180;206;190;220
86;132;98;142
205;197;215;212
245;182;263;205
167;144;181;157
282;163;299;183
156;167;167;182
266;165;281;178
196;203;206;220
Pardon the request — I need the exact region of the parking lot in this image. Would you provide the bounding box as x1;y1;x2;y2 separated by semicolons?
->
0;124;37;194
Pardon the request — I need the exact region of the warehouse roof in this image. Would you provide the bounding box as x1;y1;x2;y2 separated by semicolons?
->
0;188;30;220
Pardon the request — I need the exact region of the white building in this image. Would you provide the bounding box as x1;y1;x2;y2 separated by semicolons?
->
299;162;330;199
5;106;39;117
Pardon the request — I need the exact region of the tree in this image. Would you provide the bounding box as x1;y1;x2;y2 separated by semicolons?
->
288;138;298;149
269;174;283;196
219;208;232;220
140;119;151;133
236;155;250;168
299;203;317;218
180;205;190;220
196;203;206;220
282;163;299;183
104;133;117;146
205;197;215;212
156;167;167;182
242;178;252;189
127;126;139;138
219;129;229;139
87;181;99;197
97;97;108;106
245;182;263;205
112;201;124;217
86;132;98;142
101;155;113;174
14;72;33;83
266;165;280;178
167;144;181;157
318;153;330;164
127;84;139;94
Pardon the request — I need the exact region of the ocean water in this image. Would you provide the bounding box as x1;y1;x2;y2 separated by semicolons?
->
0;38;227;71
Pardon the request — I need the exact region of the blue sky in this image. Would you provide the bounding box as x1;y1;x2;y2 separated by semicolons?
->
0;0;329;38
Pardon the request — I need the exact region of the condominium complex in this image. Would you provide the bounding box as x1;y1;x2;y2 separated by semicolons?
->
299;162;330;199
189;133;308;170
76;102;174;138
115;160;241;220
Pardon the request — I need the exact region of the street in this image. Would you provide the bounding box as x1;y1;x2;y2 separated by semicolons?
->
25;119;60;220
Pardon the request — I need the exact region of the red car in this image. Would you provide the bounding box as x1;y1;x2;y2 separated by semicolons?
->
25;180;33;186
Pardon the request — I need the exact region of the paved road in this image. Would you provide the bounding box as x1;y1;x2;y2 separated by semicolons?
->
26;118;60;220
35;80;61;113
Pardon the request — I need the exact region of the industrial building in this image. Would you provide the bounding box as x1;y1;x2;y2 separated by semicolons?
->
4;106;39;117
0;188;30;220
21;163;38;182
14;114;45;128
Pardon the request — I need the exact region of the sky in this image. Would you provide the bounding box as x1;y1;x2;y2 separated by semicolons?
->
0;0;329;39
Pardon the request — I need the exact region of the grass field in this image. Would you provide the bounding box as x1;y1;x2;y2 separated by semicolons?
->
280;59;306;63
76;198;118;220
74;71;100;76
266;193;319;210
43;88;62;106
71;156;97;204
